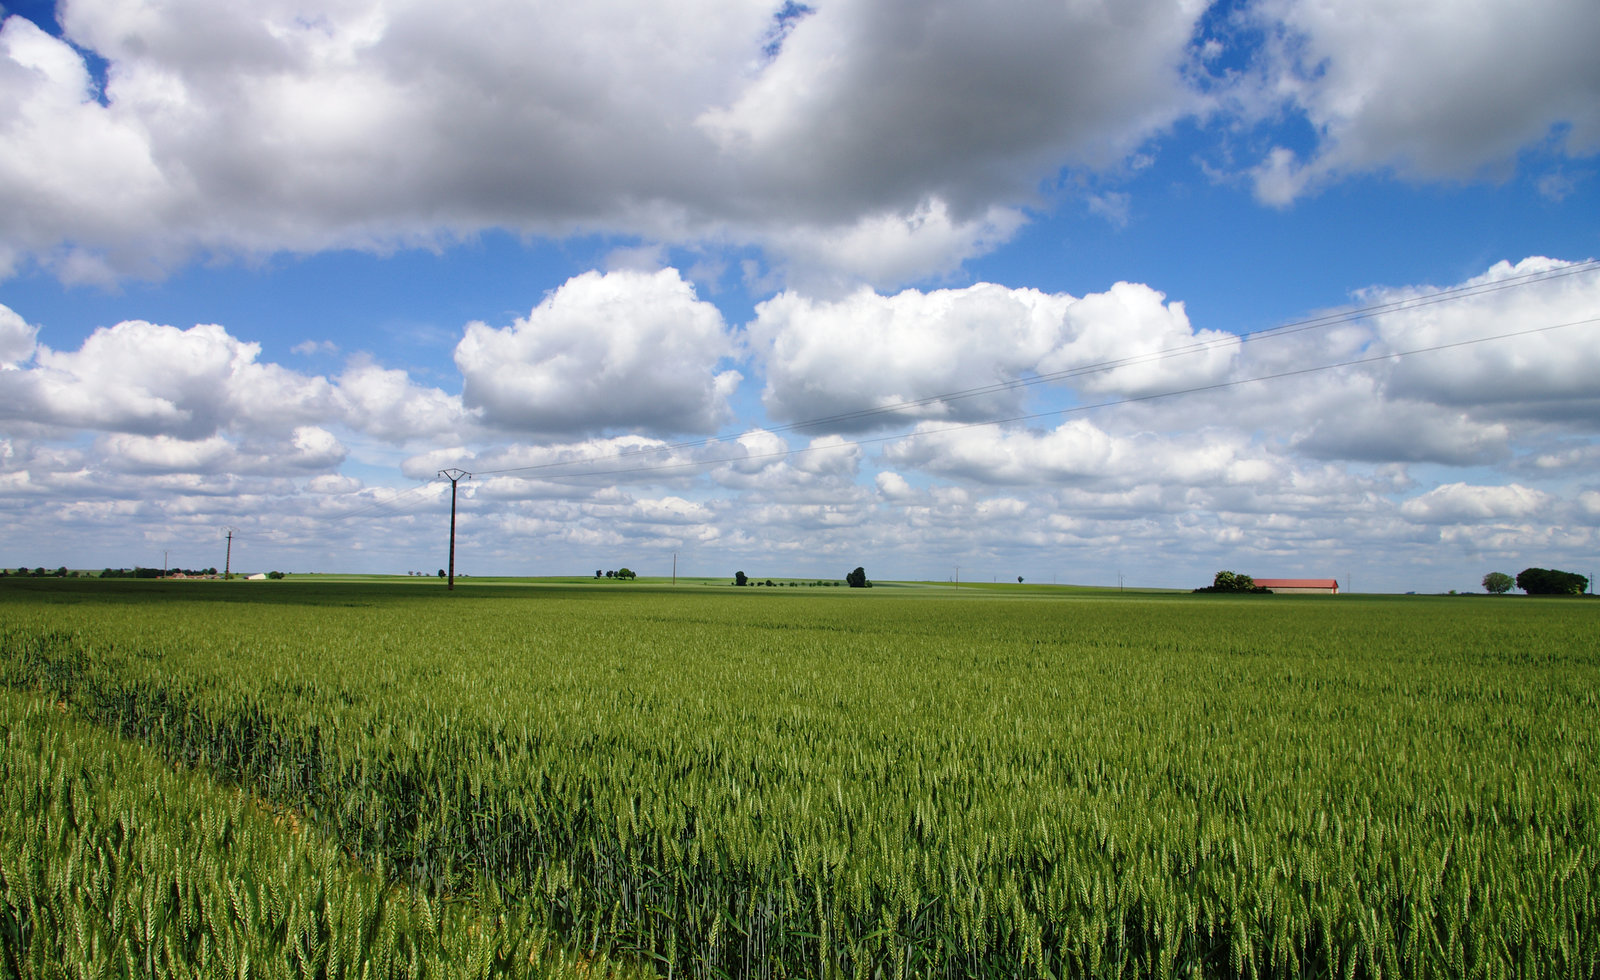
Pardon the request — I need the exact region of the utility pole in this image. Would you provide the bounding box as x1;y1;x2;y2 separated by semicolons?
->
672;552;677;586
222;527;237;579
438;469;471;590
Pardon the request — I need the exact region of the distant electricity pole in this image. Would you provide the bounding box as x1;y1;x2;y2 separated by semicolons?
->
222;526;237;579
438;469;471;590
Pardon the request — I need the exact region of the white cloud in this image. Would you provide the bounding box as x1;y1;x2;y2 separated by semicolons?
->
628;496;715;525
1579;490;1600;517
1399;483;1552;524
95;433;235;474
1373;258;1600;421
1;0;1593;290
307;473;361;494
1247;0;1600;201
0;303;37;367
455;269;740;436
1107;257;1600;464
875;470;917;501
92;425;346;477
336;358;467;442
0;0;1211;286
884;419;1284;493
1287;386;1514;466
750;279;1237;428
792;435;861;477
4;320;338;438
292;339;340;356
697;0;1204;208
1;259;1595;593
762;200;1026;292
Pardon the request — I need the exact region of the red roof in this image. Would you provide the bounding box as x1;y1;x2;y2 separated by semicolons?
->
1253;578;1338;589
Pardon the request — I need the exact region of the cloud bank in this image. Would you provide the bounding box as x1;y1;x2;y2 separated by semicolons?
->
2;0;1594;282
1;257;1595;590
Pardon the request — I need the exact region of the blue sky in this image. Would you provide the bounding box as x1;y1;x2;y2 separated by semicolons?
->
1;0;1597;591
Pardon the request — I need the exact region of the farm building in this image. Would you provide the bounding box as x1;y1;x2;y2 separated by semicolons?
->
1254;578;1339;594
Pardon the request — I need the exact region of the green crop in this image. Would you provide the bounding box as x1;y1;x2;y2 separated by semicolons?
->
2;579;1597;978
0;687;651;979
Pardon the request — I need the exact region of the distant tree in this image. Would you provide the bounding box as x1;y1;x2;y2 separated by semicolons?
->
267;571;286;580
54;566;67;577
1194;570;1270;594
606;570;615;578
437;569;446;578
734;571;748;587
616;568;635;581
1017;576;1024;584
846;566;869;588
1516;567;1587;596
1481;571;1514;595
595;570;602;579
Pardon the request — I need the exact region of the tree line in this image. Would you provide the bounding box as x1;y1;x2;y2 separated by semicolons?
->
1483;567;1589;595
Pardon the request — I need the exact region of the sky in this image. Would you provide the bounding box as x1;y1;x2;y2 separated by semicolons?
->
1;0;1597;592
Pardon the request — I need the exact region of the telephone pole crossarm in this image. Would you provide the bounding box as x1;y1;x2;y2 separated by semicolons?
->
438;469;472;590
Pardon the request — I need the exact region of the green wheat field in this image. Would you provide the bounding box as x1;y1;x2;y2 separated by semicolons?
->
1;577;1595;978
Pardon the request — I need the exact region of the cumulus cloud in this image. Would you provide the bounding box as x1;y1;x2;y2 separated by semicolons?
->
697;0;1204;211
336;358;467;442
1287;386;1514;466
1373;258;1600;422
1246;0;1600;202
1399;482;1552;524
628;496;716;525
455;269;740;436
0;0;1208;287
875;470;917;502
885;419;1283;493
0;303;37;367
2;0;1595;287
2;258;1596;591
0;314;470;480
95;433;236;474
1108;257;1600;463
99;425;348;477
2;320;337;438
761;200;1026;292
750;279;1236;429
792;435;861;477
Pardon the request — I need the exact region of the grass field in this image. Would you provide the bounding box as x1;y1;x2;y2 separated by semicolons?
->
1;578;1596;978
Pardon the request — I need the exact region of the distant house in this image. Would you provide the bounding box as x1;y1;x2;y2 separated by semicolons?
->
246;573;268;581
1254;578;1339;595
